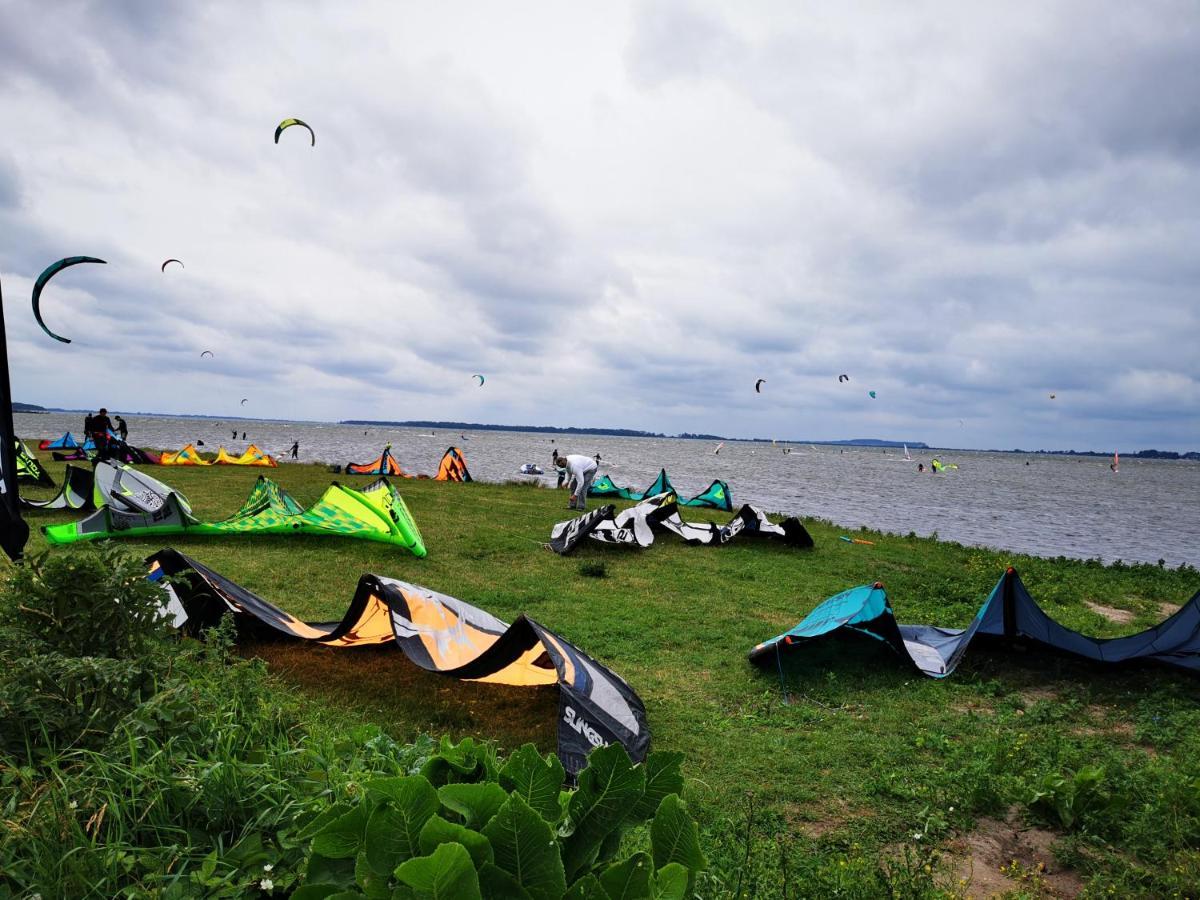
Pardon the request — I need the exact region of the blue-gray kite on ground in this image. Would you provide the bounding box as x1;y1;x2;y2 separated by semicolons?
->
750;568;1200;678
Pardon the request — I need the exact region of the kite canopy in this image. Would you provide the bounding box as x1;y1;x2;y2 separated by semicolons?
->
755;378;766;393
274;117;315;145
147;549;648;774
200;350;214;359
160;444;211;466
240;398;248;406
214;444;278;467
346;446;407;477
39;432;80;451
21;464;94;511
750;569;1200;678
838;374;849;383
868;390;877;399
14;440;53;487
549;492;813;554
589;468;733;510
435;446;472;482
44;463;426;556
473;374;485;386
31;256;107;344
161;259;184;272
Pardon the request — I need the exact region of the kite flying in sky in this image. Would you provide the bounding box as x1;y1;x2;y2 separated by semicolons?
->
32;256;107;344
473;374;485;386
161;259;184;272
755;379;766;393
274;118;315;146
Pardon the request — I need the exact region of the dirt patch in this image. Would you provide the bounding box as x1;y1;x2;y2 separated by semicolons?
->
1085;601;1135;625
950;810;1084;898
1160;602;1181;618
781;798;873;840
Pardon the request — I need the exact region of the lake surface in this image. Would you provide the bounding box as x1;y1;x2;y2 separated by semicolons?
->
16;412;1200;568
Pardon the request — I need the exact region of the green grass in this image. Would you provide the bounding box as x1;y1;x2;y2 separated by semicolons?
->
18;452;1200;896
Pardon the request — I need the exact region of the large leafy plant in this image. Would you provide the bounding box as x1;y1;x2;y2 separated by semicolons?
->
294;740;705;899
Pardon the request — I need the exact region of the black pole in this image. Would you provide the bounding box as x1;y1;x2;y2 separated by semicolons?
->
0;270;30;561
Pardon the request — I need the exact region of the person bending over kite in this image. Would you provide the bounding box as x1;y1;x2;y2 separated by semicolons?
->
555;452;598;511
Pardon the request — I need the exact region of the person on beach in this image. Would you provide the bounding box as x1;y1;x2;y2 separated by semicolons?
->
241;431;246;440
552;449;567;488
555;452;598;511
90;407;114;460
115;415;128;441
232;429;237;440
917;463;925;473
289;440;300;460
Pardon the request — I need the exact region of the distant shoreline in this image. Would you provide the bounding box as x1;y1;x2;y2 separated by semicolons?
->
13;407;1197;459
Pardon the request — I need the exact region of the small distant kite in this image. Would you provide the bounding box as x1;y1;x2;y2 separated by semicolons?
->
200;350;214;359
274;118;315;146
240;398;248;406
473;374;485;386
32;256;107;344
755;379;766;393
868;391;877;399
1049;393;1056;400
838;374;849;383
714;442;724;455
161;259;184;272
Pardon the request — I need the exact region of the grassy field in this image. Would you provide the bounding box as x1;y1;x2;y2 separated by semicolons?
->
18;452;1200;897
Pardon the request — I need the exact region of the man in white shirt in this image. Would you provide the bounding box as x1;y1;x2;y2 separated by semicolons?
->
554;452;598;511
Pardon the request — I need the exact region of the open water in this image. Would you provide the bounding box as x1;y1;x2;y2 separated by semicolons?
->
16;412;1200;568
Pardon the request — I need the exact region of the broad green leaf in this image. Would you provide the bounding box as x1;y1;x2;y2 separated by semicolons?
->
303;853;357;889
599;852;652;899
438;782;509;829
562;874;607;899
499;744;566;823
312;803;371;859
629;752;685;822
364;777;440;875
652;863;688;900
478;862;534;900
356;850;392;899
649;795;705;894
420;736;497;785
482;794;567;900
419;814;495;868
561;743;646;880
394;842;482;900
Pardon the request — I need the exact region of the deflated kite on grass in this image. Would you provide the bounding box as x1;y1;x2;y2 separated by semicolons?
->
549;492;813;554
43;461;425;556
147;549;649;775
750;569;1200;678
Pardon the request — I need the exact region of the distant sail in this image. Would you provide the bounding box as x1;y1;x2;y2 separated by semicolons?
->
1111;450;1119;474
903;443;912;461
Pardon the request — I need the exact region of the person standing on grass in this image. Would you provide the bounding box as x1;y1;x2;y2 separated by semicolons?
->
115;415;128;441
289;440;299;460
90;407;114;460
554;452;598;511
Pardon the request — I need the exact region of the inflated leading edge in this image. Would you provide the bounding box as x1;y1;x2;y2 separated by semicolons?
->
750;568;1200;678
549;492;814;554
147;549;649;775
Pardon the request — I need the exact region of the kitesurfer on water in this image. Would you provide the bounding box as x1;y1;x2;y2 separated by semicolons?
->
554;452;598;511
232;429;237;440
289;440;300;460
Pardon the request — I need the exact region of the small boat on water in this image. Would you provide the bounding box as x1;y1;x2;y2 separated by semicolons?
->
519;463;544;475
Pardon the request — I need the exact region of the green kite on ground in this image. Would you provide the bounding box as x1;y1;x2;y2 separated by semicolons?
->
589;468;733;511
43;461;425;556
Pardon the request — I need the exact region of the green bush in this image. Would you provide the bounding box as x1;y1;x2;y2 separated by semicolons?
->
0;545;176;759
296;741;705;899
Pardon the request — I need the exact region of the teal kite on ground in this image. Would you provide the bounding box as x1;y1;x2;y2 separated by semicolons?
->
588;468;733;511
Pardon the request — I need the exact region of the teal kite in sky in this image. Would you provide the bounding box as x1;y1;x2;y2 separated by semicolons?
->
32;256;107;343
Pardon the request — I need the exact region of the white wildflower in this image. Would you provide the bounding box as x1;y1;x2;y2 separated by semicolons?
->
262;863;273;872
260;878;274;891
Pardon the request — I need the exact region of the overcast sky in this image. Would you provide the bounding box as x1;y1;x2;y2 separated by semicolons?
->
1;1;1197;450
